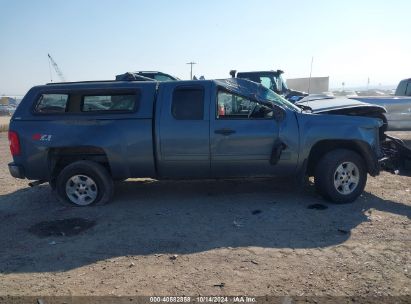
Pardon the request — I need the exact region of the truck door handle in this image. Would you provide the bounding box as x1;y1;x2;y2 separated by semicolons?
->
214;128;236;136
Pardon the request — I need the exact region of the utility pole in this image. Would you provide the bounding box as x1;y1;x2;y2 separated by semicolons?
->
186;62;197;80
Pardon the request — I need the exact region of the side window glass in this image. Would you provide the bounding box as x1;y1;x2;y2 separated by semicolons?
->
35;94;69;113
259;77;273;90
217;90;273;119
406;83;411;96
396;81;406;95
82;94;137;112
172;87;204;120
217;91;252;118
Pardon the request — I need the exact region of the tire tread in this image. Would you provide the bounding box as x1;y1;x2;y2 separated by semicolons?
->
314;149;367;204
56;160;113;206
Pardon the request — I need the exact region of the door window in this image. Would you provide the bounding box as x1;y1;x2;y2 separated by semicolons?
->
172;87;204;120
217;90;273;119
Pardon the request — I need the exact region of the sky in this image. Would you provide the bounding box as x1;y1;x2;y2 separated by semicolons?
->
1;0;410;96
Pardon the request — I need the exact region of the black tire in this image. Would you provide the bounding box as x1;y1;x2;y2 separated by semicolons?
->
56;160;113;206
314;149;367;204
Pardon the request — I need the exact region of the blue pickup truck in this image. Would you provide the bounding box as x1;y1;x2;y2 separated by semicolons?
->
7;78;410;206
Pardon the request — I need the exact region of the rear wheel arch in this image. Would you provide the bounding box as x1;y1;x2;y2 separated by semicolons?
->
306;140;378;177
48;146;112;180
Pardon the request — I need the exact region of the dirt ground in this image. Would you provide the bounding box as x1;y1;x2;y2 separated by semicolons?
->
0;116;10;124
0;132;410;297
0;116;10;130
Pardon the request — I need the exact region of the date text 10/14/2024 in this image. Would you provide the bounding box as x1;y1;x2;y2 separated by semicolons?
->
149;296;257;303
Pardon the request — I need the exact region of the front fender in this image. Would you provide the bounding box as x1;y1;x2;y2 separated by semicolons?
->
296;112;382;176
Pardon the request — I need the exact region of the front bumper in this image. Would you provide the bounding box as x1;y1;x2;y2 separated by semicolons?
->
8;162;25;179
379;135;411;175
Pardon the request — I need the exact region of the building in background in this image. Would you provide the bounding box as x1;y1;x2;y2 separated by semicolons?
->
286;76;329;94
0;97;18;106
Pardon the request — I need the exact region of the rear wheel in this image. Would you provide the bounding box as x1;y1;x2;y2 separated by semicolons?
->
314;149;367;203
56;160;113;206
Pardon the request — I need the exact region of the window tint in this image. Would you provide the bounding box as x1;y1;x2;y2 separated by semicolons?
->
35;94;68;113
172;88;204;120
217;90;273;119
82;94;136;112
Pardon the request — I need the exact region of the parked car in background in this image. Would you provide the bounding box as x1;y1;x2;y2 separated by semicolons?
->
0;105;14;116
347;78;411;130
349;96;411;131
355;89;392;97
333;90;358;97
395;78;411;96
115;71;179;81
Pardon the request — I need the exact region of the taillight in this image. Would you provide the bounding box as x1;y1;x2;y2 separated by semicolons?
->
8;131;21;156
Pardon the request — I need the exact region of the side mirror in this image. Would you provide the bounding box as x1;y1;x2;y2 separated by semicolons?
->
229;70;237;78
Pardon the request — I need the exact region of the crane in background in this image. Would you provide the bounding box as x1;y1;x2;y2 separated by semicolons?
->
48;53;66;82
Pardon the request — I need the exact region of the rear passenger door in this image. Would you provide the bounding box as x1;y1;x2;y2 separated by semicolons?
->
156;82;211;178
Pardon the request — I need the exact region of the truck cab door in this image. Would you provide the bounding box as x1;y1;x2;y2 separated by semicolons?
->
156;81;211;178
210;87;289;177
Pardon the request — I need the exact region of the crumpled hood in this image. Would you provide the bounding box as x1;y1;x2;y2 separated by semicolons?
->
295;96;386;114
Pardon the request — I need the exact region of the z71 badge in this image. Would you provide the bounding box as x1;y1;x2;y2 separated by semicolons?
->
32;133;52;141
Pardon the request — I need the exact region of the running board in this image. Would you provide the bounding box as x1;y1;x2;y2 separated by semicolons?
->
28;180;47;187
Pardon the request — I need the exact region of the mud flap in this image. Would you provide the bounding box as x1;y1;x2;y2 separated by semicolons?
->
380;135;411;176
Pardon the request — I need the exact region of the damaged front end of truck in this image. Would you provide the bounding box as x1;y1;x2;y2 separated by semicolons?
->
379;135;411;175
295;96;411;176
221;78;411;176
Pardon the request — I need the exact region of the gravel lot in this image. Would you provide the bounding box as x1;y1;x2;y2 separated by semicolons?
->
0;116;10;125
0;117;10;131
0;131;410;297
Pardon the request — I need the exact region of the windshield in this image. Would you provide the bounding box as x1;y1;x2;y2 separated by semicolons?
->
258;74;289;93
214;78;301;112
259;86;300;112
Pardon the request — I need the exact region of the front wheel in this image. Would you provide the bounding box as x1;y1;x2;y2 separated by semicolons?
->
56;160;113;206
314;149;367;203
